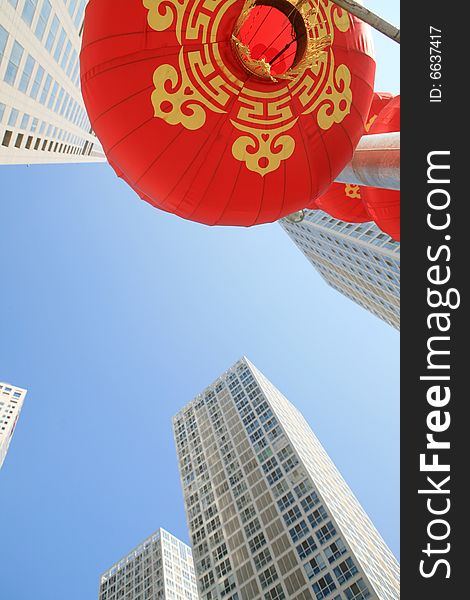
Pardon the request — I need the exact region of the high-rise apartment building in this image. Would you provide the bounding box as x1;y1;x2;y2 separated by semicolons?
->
0;381;27;469
173;357;399;600
99;528;200;600
280;209;400;330
0;0;105;163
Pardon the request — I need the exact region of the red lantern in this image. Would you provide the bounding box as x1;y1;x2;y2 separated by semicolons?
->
80;0;375;226
360;95;400;241
304;93;400;241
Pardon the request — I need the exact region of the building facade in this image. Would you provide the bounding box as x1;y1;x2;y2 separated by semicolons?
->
99;528;200;600
0;381;27;469
0;0;105;163
280;209;400;330
173;357;399;600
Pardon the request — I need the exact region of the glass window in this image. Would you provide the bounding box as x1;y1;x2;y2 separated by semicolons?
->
277;492;295;512
0;25;8;66
0;103;5;123
60;40;71;70
8;108;19;127
60;93;70;116
248;533;266;553
67;0;77;19
8;0;19;8
316;522;337;545
344;579;371;600
47;81;58;109
19;54;36;93
307;506;328;528
266;467;283;485
283;506;302;526
64;96;73;118
4;41;24;86
30;65;44;99
35;0;52;41
289;520;309;543
333;557;358;585
71;60;80;83
20;113;30;129
45;15;59;51
22;0;39;27
264;584;285;600
253;548;272;571
324;538;347;564
74;0;86;29
39;74;52;104
66;50;77;77
54;87;64;112
296;536;317;560
259;565;278;589
294;480;313;499
244;518;261;538
312;573;336;600
53;27;66;62
301;492;320;512
304;553;326;579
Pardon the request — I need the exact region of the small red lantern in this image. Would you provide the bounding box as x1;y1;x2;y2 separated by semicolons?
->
80;0;376;226
304;92;400;241
360;95;400;241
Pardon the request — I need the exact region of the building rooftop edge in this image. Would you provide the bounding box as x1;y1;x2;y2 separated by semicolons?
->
0;382;28;393
99;527;192;581
172;356;252;420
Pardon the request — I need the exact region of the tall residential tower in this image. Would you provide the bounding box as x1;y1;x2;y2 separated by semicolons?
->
280;209;400;330
0;381;27;469
173;357;399;600
98;528;200;600
0;0;104;163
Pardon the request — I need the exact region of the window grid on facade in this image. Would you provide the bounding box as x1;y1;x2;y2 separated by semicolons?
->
280;210;400;330
0;0;105;164
0;382;27;469
99;528;199;600
172;358;399;600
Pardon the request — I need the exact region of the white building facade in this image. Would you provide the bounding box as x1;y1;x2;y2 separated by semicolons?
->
99;528;200;600
0;381;27;469
280;210;400;330
173;357;399;600
0;0;104;163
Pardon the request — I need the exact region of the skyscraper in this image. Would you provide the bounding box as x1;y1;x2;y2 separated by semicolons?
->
280;209;400;330
98;528;200;600
0;0;105;164
173;357;399;600
0;381;27;469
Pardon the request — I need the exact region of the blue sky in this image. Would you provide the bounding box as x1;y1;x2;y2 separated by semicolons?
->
0;5;399;599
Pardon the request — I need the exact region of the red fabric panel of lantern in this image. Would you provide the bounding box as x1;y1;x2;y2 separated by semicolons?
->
80;0;375;226
309;182;370;222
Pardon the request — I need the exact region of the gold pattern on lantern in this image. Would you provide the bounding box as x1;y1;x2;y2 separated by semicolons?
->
344;184;361;199
143;0;354;176
231;120;297;176
365;114;377;132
